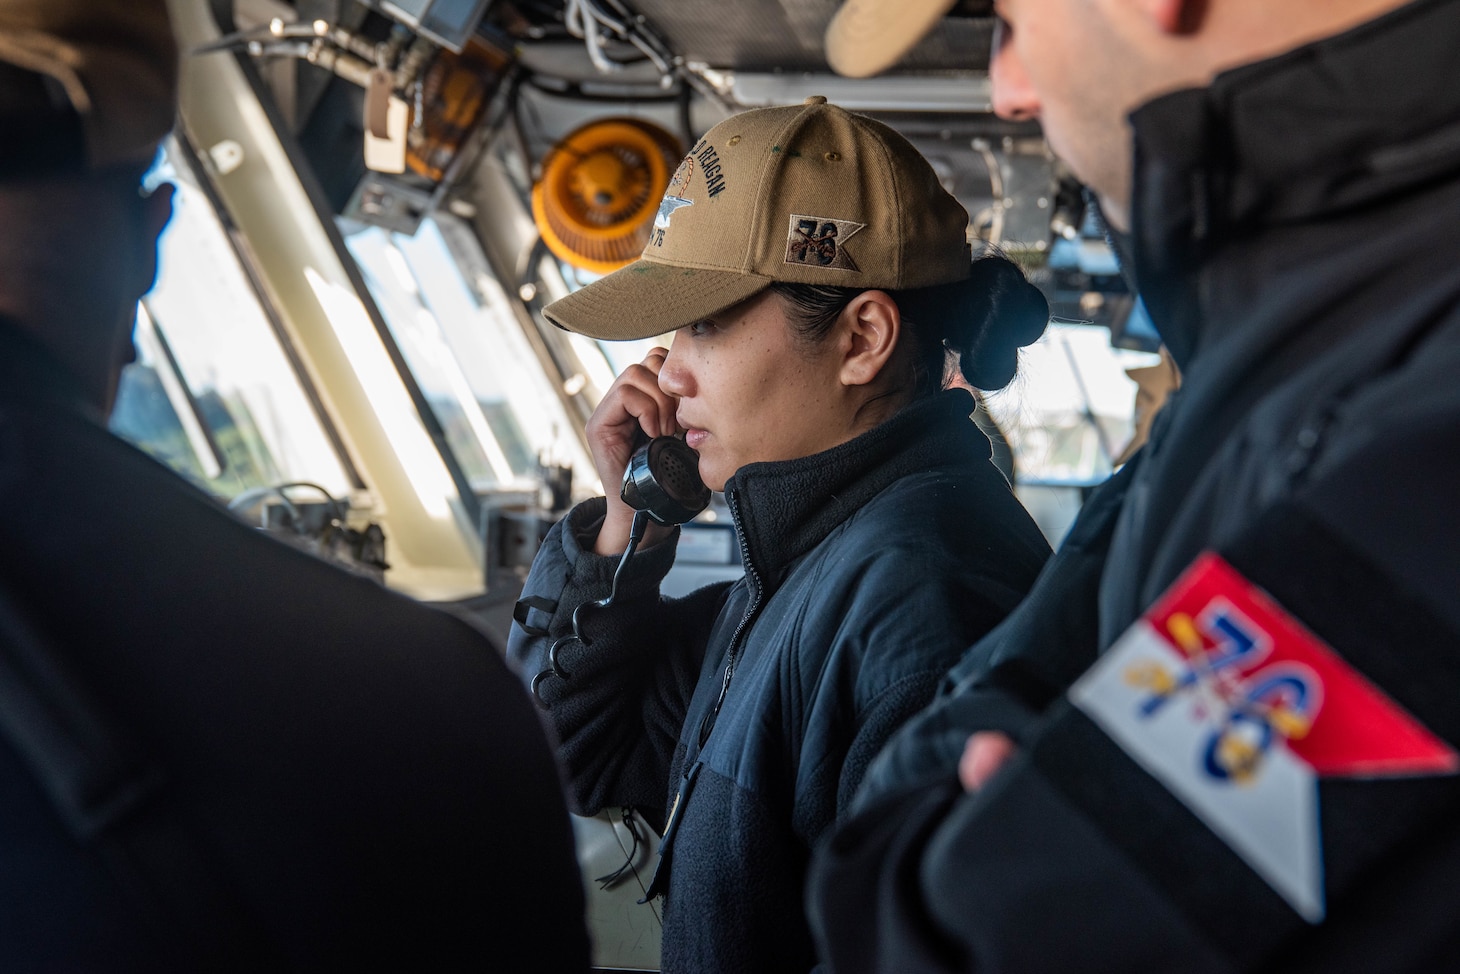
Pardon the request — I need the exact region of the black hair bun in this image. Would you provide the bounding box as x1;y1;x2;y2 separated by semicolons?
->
954;254;1049;390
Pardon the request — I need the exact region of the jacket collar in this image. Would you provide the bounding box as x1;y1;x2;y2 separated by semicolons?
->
724;388;990;592
0;320;100;420
1125;0;1459;369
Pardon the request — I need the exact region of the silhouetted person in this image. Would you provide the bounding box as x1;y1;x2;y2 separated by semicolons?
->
0;2;588;969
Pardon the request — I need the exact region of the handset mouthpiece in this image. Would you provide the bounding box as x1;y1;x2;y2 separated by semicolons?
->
621;436;711;525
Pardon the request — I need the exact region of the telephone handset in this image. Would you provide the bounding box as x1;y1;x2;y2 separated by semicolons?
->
531;435;708;705
621;435;711;526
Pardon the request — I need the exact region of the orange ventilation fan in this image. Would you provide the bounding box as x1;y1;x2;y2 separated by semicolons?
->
531;118;684;275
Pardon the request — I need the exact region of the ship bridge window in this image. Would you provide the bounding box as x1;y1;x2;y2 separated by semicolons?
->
983;323;1161;543
110;137;354;503
343;213;597;494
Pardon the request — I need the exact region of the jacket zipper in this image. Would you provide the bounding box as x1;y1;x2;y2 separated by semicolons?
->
642;487;764;902
697;487;765;746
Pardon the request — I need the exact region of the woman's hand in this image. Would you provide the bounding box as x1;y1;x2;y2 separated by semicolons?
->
586;347;680;555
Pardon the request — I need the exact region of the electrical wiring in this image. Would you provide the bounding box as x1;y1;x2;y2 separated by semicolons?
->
563;0;673;78
564;0;625;74
971;137;1007;245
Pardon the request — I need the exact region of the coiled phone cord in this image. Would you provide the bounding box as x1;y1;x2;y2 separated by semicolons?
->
531;508;650;705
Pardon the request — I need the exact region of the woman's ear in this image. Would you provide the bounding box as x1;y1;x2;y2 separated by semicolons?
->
837;290;901;388
1140;0;1206;34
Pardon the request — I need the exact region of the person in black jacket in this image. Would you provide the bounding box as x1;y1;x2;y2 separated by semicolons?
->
508;99;1052;974
812;0;1460;971
0;2;589;969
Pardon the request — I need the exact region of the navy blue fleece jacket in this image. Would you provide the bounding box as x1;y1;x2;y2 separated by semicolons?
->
508;390;1049;974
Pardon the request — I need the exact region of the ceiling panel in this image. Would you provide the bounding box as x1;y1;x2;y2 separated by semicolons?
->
628;0;994;74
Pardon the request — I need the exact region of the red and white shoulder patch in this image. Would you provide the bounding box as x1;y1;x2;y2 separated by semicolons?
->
1071;553;1457;922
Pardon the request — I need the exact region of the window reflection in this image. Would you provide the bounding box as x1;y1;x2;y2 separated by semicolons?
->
109;138;353;502
343;215;596;494
983;323;1154;488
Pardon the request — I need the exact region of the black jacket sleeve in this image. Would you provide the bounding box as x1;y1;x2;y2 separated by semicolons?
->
810;482;1460;973
507;498;733;821
852;461;1138;809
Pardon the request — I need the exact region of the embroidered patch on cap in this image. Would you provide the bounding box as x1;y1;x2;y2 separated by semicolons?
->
785;215;865;271
650;157;696;248
666;155;695;198
655;195;693;230
1070;553;1458;923
692;139;728;198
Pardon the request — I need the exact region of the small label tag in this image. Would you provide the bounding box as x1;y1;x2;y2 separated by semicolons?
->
365;67;395;140
363;94;409;175
1071;553;1457;923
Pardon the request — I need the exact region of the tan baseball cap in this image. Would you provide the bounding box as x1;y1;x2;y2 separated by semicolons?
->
543;96;972;341
0;0;178;174
825;0;958;79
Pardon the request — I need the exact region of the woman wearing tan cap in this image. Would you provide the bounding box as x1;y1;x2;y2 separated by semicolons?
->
508;98;1051;973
